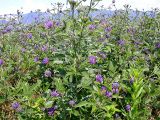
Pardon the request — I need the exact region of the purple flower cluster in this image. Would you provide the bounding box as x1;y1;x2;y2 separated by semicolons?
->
44;21;53;29
105;91;112;98
100;82;120;98
125;104;131;111
0;59;4;66
155;42;160;48
56;21;60;26
41;45;48;51
12;102;20;110
27;33;32;39
34;57;39;62
44;70;52;77
51;90;60;97
6;25;13;33
105;27;112;32
42;58;49;64
88;24;96;30
117;40;125;46
101;86;107;91
2;29;8;34
96;74;103;83
46;106;57;116
101;86;113;98
89;56;96;64
21;48;26;52
112;82;119;94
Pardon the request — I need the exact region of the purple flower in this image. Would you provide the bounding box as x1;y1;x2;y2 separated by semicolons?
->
41;45;48;51
155;43;160;48
130;77;134;84
12;102;20;109
112;88;119;93
88;24;96;30
27;33;32;39
101;86;107;91
21;48;26;52
6;25;13;32
34;57;39;62
117;40;125;46
89;56;96;64
2;29;7;34
112;82;119;89
44;70;52;77
69;100;75;106
44;21;53;29
105;27;112;32
105;91;112;98
56;21;60;26
96;74;103;83
46;106;57;116
0;59;4;66
125;104;131;111
47;107;55;116
51;90;59;97
42;58;49;64
112;82;119;94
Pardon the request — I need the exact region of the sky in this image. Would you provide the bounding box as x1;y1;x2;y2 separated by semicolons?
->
0;0;160;15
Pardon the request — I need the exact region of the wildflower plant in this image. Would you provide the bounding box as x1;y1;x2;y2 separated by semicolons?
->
0;0;160;119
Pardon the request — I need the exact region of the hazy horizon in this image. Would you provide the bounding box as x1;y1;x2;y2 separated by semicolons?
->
0;0;160;15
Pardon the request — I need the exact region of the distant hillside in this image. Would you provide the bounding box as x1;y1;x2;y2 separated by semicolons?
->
0;9;156;25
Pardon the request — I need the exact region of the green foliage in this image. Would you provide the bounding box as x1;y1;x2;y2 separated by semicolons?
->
0;0;160;119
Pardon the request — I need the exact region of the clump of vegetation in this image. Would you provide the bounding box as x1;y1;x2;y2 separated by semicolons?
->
0;0;160;119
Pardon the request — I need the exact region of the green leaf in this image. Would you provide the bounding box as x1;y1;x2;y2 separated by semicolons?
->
53;60;63;64
93;85;98;92
136;85;144;98
0;96;5;104
55;78;65;93
91;105;97;113
45;101;54;108
74;101;92;108
109;61;115;72
72;110;80;116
